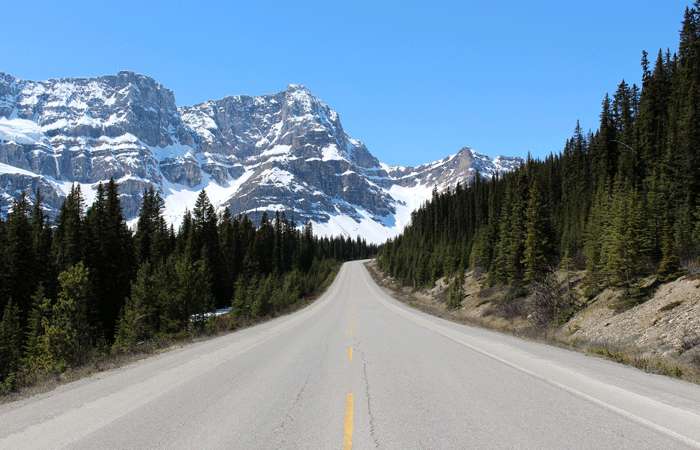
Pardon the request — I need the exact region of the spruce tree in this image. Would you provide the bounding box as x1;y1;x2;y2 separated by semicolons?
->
3;192;36;320
84;179;134;342
523;180;554;283
34;263;92;373
0;300;22;390
135;185;168;265
658;209;683;281
53;184;85;273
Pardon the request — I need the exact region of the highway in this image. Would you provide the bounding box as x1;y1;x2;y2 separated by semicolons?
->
2;260;700;449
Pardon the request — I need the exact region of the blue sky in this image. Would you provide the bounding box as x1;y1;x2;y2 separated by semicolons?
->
1;1;692;166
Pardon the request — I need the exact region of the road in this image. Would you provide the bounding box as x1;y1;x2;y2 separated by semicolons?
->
2;260;700;449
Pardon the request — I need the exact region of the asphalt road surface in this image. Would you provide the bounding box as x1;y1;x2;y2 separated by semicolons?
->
2;260;700;449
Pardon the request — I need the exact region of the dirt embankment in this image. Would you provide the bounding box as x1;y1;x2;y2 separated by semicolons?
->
365;260;700;383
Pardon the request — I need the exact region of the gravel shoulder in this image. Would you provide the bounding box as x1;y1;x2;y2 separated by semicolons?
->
365;260;700;384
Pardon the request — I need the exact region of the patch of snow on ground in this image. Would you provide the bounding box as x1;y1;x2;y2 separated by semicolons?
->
311;182;434;245
0;117;47;146
150;142;195;162
321;144;347;162
159;166;256;227
259;144;291;159
258;167;294;187
0;162;39;177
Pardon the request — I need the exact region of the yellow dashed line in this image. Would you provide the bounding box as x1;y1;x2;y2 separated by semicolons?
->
343;393;354;449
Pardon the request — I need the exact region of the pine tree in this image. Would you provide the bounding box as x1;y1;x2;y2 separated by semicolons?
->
523;180;554;283
53;184;85;272
31;188;55;299
34;263;92;373
0;300;22;390
2;192;36;321
114;262;160;351
447;266;465;309
84;179;134;342
22;285;51;374
658;209;683;281
135;185;168;265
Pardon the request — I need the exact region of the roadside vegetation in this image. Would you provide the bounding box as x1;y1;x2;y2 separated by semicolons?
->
0;182;375;399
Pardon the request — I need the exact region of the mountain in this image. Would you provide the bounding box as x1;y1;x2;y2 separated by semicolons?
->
0;71;522;244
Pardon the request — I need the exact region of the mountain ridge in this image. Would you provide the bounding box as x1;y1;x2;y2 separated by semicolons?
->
0;71;523;243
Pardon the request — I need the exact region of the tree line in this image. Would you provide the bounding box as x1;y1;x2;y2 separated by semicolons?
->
378;3;700;307
0;181;376;391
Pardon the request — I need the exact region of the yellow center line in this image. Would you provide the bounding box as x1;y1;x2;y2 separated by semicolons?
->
350;330;354;336
343;393;354;450
349;347;353;360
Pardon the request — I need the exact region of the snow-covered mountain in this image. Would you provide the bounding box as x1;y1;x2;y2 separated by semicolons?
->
0;71;522;244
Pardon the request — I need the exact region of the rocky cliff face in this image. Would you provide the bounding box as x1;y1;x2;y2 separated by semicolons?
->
0;71;522;243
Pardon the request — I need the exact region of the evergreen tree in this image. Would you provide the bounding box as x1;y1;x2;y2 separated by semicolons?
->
31;188;55;299
34;263;92;373
2;192;36;321
134;185;169;265
114;262;161;351
53;184;85;272
84;179;134;342
447;266;465;310
658;209;683;281
0;300;22;390
523;180;555;283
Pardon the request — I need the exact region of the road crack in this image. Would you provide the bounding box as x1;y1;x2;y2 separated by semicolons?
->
359;349;381;449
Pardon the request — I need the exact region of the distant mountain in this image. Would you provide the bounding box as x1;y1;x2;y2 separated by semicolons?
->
0;71;522;243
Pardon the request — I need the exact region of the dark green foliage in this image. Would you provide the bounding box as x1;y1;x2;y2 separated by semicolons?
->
28;262;93;374
84;179;135;342
53;184;85;273
523;180;555;283
1;179;376;390
2;193;36;322
0;300;22;390
447;266;465;310
134;186;169;265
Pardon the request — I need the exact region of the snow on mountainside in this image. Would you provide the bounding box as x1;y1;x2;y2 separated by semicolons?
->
0;71;523;244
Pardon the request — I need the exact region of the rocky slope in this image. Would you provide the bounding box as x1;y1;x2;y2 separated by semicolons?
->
0;71;522;243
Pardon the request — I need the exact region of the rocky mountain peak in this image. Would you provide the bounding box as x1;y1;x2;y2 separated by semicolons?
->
0;72;523;244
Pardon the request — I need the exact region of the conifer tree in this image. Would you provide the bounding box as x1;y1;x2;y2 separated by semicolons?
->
22;285;51;373
447;266;465;310
84;179;134;342
34;263;92;373
114;262;161;351
53;184;85;273
523;180;554;283
658;209;683;281
135;185;168;265
2;192;36;320
0;300;22;390
31;188;55;299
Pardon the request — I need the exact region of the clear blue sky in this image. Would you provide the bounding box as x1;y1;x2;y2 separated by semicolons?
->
1;1;692;166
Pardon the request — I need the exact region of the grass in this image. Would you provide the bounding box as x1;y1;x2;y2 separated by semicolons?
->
583;344;685;379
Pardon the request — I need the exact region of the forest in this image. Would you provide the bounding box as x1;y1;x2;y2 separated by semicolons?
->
0;182;376;392
378;4;700;310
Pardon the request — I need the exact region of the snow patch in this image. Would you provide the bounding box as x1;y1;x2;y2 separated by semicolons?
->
0;117;47;146
321;144;347;162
